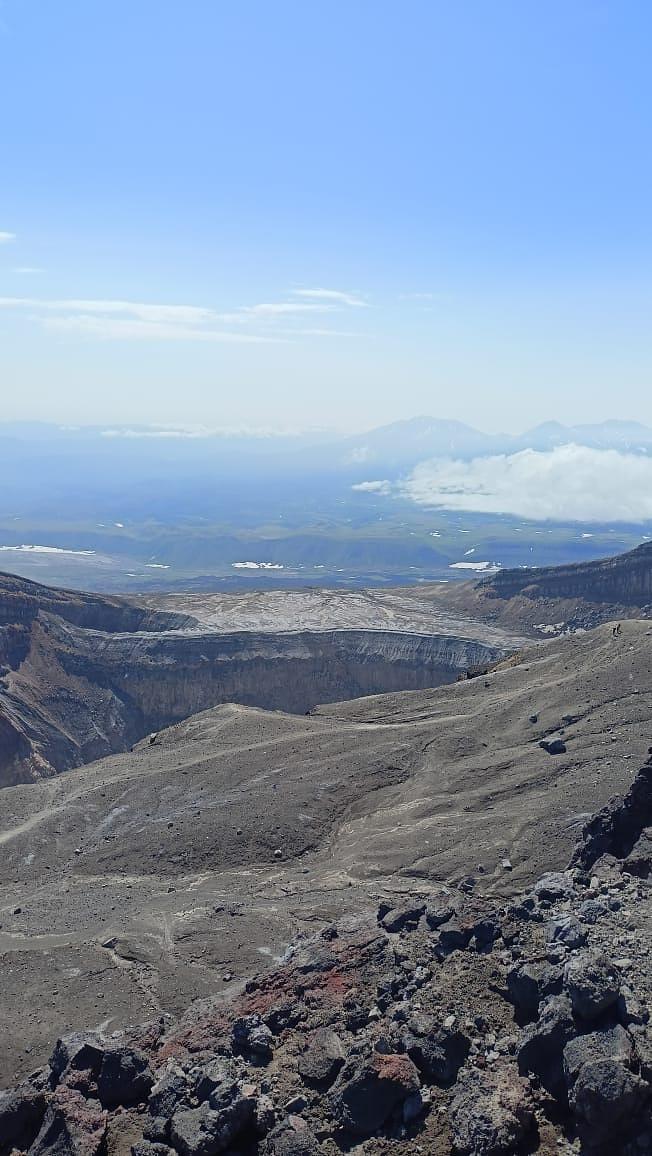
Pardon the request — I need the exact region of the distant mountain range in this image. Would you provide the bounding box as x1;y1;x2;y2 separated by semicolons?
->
340;417;652;473
2;416;652;486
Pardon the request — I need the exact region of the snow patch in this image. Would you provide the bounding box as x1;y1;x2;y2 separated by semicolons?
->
232;561;284;570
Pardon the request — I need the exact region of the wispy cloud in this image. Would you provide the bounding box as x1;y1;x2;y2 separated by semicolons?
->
0;294;364;343
11;266;44;275
0;231;16;244
400;445;652;522
41;314;280;343
241;301;334;316
289;327;363;338
293;288;368;307
352;479;391;494
0;297;217;323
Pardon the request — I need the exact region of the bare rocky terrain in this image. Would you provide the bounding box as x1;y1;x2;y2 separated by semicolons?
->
1;544;651;1154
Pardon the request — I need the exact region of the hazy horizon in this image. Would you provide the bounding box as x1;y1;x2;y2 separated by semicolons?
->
2;1;652;431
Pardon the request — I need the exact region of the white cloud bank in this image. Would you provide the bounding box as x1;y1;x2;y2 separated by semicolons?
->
401;445;652;522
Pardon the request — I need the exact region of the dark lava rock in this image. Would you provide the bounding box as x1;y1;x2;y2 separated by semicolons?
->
264;1116;321;1156
435;918;474;953
379;901;426;933
424;902;455;930
472;914;501;950
143;1116;171;1144
28;1092;107;1156
170;1081;256;1156
623;827;652;877
402;1014;470;1085
297;1028;345;1088
539;739;567;755
97;1044;154;1108
563;1024;635;1087
532;871;576;901
147;1064;189;1121
190;1058;239;1105
546;913;587;950
569;1059;651;1150
329;1051;421;1136
577;898;609;924
506;959;563;1020
517;995;575;1100
449;1061;535;1155
0;1081;47;1154
564;950;622;1021
232;1015;274;1061
170;1103;225;1156
49;1032;105;1083
132;1144;175;1156
571;763;652;872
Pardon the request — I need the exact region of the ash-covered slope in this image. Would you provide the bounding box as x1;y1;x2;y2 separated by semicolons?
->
0;621;649;1093
0;572;520;788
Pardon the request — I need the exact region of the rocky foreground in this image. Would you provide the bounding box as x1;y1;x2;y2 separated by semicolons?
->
2;755;650;1156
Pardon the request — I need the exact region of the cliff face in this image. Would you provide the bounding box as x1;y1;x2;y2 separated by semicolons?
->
487;540;652;605
0;572;515;787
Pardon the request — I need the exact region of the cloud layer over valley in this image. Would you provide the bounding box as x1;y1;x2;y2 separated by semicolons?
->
400;445;652;522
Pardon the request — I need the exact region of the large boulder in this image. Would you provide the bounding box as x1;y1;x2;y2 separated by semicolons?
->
517;995;575;1100
563;1025;634;1087
546;914;587;951
49;1033;105;1084
449;1062;535;1155
564;950;621;1021
623;827;652;877
97;1044;154;1108
402;1014;470;1085
232;1015;274;1061
264;1116;321;1156
189;1058;239;1105
506;959;563;1020
329;1051;421;1136
0;1080;47;1154
435;918;474;954
570;1059;650;1150
379;900;426;933
169;1078;256;1156
532;872;576;902
27;1090;107;1156
297;1028;345;1088
170;1103;225;1156
424;902;455;930
146;1062;189;1137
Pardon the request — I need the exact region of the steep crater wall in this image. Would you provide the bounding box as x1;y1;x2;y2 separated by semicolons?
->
487;540;652;606
0;618;509;785
82;626;505;719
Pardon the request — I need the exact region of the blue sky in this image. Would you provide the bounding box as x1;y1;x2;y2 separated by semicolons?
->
1;0;651;431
